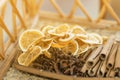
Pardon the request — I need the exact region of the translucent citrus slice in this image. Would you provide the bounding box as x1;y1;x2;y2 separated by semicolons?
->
55;24;69;34
48;29;62;36
18;46;33;65
51;36;70;48
71;25;86;35
58;33;74;44
19;29;44;51
61;40;79;56
18;46;42;66
76;38;90;54
90;33;103;44
31;37;53;51
76;38;87;45
48;24;69;37
41;25;54;36
78;44;90;54
80;33;101;44
76;34;87;40
70;25;87;39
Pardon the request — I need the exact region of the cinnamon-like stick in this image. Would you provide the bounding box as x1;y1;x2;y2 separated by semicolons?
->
88;60;101;77
97;60;107;77
106;68;111;77
114;44;120;73
96;61;103;77
82;49;92;61
99;36;115;61
86;45;103;68
80;48;97;73
106;43;118;69
81;46;102;73
80;64;88;73
108;70;115;77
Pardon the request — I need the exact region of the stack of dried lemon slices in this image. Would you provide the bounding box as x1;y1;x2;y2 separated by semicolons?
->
18;24;103;66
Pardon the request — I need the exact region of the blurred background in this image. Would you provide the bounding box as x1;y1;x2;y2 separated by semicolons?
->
1;0;120;41
0;0;100;41
41;0;100;19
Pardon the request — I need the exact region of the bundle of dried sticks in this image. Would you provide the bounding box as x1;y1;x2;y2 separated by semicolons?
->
81;36;120;77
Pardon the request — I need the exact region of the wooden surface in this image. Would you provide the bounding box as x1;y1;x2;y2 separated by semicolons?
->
0;42;17;80
13;63;116;80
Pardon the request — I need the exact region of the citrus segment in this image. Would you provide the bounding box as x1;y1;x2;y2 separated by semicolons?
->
80;33;101;44
19;29;44;51
31;38;53;51
42;25;54;36
18;46;42;66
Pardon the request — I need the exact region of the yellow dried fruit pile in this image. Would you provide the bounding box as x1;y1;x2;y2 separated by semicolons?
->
18;24;103;66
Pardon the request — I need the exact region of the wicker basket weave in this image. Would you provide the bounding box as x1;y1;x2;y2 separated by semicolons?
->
0;0;120;79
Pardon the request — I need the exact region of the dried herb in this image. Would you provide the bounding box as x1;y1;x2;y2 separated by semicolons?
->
31;47;85;77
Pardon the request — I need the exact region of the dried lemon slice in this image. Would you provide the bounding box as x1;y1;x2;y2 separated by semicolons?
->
78;44;90;54
31;37;53;51
48;24;69;37
76;34;88;40
80;33;101;44
76;38;90;54
58;33;75;44
19;29;44;51
18;46;33;66
55;24;69;34
42;25;54;36
61;40;79;56
51;35;71;48
71;25;86;34
18;46;42;66
90;33;103;44
71;25;87;39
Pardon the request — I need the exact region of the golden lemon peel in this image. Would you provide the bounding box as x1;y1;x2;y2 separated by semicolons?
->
30;37;53;51
19;29;44;51
71;25;86;35
76;38;90;55
58;33;75;44
51;34;73;49
71;25;88;40
48;24;70;37
18;47;33;66
18;46;42;66
55;24;70;34
80;33;103;45
42;25;54;37
79;44;90;54
90;33;103;44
